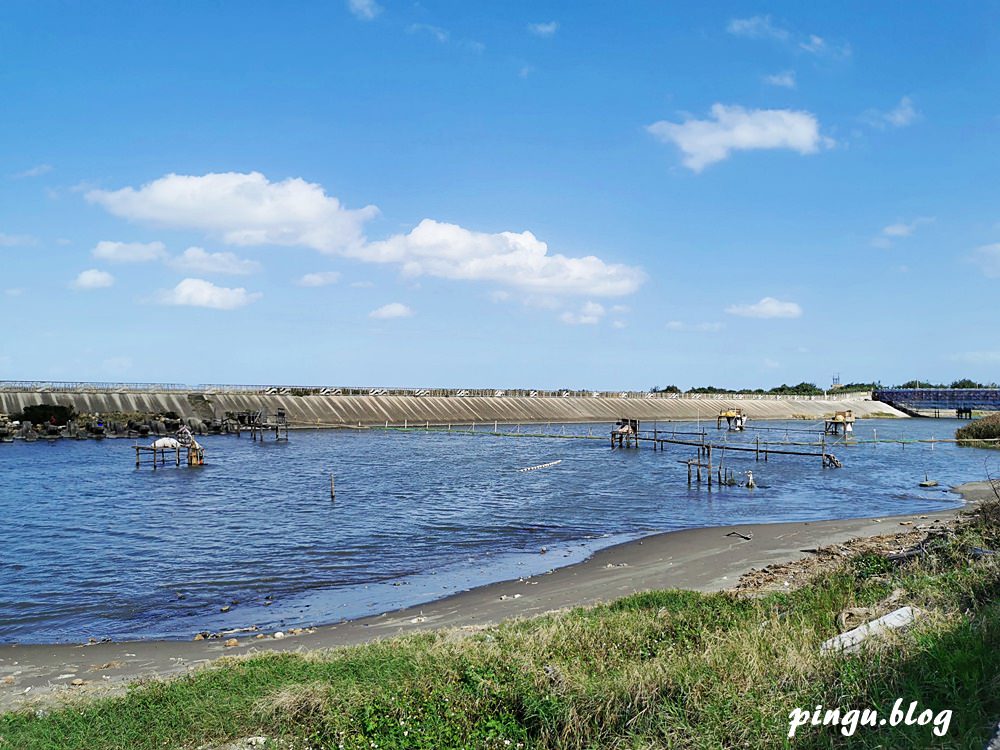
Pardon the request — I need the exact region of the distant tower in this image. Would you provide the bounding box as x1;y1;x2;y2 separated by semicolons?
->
831;373;842;390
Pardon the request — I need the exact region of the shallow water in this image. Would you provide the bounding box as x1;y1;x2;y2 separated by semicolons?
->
0;418;994;643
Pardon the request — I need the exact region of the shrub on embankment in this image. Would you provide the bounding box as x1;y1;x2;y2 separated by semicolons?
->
956;413;1000;448
3;499;999;749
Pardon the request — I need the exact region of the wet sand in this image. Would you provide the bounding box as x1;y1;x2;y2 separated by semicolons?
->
1;481;993;712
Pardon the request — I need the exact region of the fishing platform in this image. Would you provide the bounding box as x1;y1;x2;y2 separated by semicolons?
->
611;417;843;486
227;408;289;442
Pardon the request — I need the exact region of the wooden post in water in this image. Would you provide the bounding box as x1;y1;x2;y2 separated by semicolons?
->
330;474;335;500
756;435;760;461
175;446;180;466
135;446;140;468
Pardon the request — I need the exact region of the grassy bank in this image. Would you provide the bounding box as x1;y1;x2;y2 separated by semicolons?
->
957;414;1000;449
2;505;999;750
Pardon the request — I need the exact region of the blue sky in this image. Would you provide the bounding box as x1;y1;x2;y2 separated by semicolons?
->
2;1;999;389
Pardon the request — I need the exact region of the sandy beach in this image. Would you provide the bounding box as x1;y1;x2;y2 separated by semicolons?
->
1;480;993;713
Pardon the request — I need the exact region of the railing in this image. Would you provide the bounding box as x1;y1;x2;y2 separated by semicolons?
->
873;389;1000;410
0;380;871;401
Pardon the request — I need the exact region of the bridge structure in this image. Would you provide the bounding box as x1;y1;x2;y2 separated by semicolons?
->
872;388;1000;417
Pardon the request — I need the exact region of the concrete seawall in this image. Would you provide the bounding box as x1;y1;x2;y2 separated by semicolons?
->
0;390;905;426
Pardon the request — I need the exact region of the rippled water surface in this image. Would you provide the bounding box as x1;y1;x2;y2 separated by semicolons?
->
0;418;994;643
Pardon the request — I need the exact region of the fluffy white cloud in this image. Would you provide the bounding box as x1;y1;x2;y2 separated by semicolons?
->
725;297;802;319
864;96;919;129
971;243;1000;278
86;172;379;253
647;104;830;172
159;278;260;309
89;173;643;298
560;301;605;325
369;302;413;319
763;70;796;88
72;269;115;289
347;0;381;21
528;21;558;37
92;240;167;262
169;246;260;275
298;271;341;287
363;219;644;296
665;320;724;332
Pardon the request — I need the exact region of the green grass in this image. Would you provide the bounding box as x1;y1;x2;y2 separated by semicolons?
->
956;414;1000;449
3;508;1000;750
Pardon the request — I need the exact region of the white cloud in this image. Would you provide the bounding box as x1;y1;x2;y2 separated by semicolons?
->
489;290;511;302
864;96;919;129
647;104;830;172
369;302;413;319
89;173;642;298
347;0;381;21
528;21;558;37
350;280;374;288
4;288;23;297
13;164;53;179
518;64;535;79
971;243;1000;278
86;172;379;254
560;301;605;325
0;232;37;247
799;34;826;53
408;23;448;43
883;218;931;237
872;217;933;248
72;269;115;290
169;246;260;275
727;16;849;57
726;16;789;41
725;297;802;319
363;219;644;296
612;320;626;329
92;240;167;263
763;70;796;88
665;320;724;332
159;278;261;310
298;271;341;287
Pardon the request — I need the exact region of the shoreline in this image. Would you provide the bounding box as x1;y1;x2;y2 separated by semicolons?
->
1;480;993;712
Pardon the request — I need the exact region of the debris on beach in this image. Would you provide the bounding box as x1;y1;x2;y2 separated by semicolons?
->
735;518;961;594
821;606;923;654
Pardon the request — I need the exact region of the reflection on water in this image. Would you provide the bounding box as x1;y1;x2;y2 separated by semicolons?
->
0;418;994;643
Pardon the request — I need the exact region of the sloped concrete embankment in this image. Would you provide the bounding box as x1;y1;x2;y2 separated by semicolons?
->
0;391;905;426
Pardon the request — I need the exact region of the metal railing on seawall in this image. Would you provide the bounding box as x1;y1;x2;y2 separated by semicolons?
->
0;381;869;401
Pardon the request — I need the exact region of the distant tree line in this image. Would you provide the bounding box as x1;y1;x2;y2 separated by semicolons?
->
895;379;998;389
650;382;827;396
648;379;998;395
